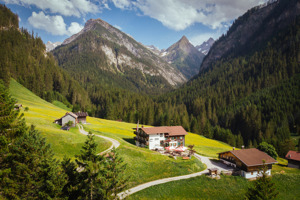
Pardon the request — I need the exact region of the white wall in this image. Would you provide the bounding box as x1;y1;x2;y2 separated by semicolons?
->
149;133;165;150
242;169;272;179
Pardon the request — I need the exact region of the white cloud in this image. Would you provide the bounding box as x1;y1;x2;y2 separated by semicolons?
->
3;0;102;17
111;0;268;31
111;0;131;9
68;22;84;35
113;25;122;30
28;11;83;36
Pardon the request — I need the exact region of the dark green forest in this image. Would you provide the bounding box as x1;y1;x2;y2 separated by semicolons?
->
1;3;299;157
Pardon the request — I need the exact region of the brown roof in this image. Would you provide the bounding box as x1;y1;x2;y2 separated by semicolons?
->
219;148;277;167
66;112;78;119
141;126;188;136
54;112;77;123
74;111;88;117
285;151;300;161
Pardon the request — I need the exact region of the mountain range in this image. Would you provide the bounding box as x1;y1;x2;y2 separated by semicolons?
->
48;31;212;80
52;18;187;94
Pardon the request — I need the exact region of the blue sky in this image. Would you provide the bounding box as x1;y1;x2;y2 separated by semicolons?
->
1;0;267;49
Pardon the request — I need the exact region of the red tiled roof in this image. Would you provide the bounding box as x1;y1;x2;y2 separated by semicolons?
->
141;126;188;136
219;148;277;167
285;151;300;161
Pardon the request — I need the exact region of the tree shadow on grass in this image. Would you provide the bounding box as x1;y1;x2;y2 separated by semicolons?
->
123;138;135;145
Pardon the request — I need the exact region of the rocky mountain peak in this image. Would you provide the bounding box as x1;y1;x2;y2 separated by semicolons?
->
166;35;195;55
196;37;215;55
161;35;205;79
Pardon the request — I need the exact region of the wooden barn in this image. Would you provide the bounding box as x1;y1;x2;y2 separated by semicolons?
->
74;111;88;124
218;148;277;179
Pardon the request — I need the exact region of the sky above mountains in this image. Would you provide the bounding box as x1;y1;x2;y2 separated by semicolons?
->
1;0;267;49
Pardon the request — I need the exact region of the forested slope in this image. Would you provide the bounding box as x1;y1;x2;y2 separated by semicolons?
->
0;4;91;111
159;0;300;155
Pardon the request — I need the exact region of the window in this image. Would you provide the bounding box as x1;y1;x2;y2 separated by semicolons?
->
155;138;159;140
251;172;253;175
150;139;153;142
160;133;163;137
180;136;183;139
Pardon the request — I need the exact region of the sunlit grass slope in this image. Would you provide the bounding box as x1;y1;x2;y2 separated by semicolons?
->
186;133;233;158
128;173;300;200
87;117;233;158
9;79;111;159
84;117;233;187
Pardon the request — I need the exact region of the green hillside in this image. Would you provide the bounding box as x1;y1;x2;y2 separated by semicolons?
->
9;78;234;189
9;79;111;159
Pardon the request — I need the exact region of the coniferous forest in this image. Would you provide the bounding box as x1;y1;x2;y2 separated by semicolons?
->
0;1;299;159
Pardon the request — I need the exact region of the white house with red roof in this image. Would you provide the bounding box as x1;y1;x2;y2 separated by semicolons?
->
134;126;188;150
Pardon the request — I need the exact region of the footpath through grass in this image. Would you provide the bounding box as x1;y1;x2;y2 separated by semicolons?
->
128;173;300;200
9;80;111;160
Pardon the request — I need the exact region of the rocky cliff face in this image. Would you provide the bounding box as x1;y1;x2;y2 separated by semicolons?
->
200;0;300;71
161;36;205;79
53;18;186;94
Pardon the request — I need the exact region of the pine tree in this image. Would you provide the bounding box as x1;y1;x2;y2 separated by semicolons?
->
102;148;128;200
75;131;106;200
0;81;65;199
245;162;279;200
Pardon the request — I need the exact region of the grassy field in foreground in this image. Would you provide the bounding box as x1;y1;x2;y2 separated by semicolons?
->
9;80;111;159
128;173;300;200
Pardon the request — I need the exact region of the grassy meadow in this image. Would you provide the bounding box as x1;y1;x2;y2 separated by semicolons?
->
128;173;300;200
83;118;207;187
9;80;111;159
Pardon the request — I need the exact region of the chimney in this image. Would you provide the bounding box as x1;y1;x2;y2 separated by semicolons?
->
233;147;235;150
242;145;244;149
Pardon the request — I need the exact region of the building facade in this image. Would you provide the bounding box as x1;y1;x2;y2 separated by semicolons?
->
54;112;78;127
134;126;188;150
218;148;277;179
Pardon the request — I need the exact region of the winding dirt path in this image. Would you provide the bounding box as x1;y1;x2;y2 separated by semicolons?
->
77;124;120;153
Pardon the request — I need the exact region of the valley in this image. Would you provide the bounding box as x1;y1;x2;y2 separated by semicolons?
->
8;74;300;200
1;0;300;199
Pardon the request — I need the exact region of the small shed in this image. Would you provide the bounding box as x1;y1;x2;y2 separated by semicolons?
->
54;112;78;127
74;111;88;124
285;151;300;169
